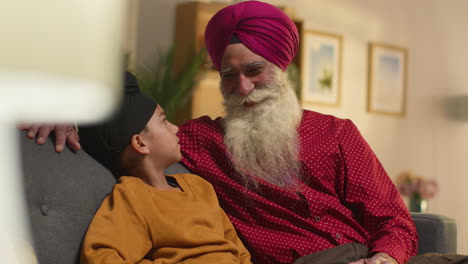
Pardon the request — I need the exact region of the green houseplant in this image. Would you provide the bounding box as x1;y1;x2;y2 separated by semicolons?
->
286;63;301;100
133;46;207;122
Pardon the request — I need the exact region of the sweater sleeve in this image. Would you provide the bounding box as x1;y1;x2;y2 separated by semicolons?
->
336;119;418;264
80;184;153;264
220;208;252;264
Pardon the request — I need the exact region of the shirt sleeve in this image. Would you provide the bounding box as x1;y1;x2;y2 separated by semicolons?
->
80;184;153;264
336;119;418;264
220;208;252;264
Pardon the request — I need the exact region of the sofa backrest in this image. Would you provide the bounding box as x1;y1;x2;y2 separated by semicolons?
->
20;131;189;263
21;132;115;264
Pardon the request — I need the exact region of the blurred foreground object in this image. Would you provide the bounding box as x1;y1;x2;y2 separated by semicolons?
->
0;0;125;262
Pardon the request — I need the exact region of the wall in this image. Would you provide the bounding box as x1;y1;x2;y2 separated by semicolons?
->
285;0;468;253
123;0;140;70
405;0;468;253
135;0;190;67
133;0;468;253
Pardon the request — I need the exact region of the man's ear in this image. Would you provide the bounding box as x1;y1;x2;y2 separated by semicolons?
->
130;134;150;155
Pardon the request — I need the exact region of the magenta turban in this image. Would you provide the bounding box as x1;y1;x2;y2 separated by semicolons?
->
205;1;299;71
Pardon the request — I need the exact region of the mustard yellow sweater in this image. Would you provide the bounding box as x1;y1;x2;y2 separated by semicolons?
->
81;174;251;264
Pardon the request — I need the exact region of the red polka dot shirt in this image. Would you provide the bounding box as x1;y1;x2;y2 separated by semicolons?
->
178;110;418;264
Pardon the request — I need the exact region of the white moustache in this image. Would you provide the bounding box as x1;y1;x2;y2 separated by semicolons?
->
224;87;279;107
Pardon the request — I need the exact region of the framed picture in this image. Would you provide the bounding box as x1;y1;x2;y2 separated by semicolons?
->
367;42;408;116
301;30;342;106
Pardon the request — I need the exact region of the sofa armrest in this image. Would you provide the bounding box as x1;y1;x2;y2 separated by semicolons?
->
411;213;457;254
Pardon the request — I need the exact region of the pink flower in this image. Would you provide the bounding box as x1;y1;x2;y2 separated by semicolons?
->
398;183;414;197
394;171;439;200
419;179;439;200
395;171;416;197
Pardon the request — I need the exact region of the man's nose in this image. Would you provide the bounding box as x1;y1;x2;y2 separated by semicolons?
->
237;74;255;96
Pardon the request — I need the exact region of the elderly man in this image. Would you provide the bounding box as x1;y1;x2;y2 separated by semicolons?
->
177;2;416;264
21;1;468;264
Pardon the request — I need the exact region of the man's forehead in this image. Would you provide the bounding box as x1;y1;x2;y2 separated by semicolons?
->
220;43;267;67
220;61;266;73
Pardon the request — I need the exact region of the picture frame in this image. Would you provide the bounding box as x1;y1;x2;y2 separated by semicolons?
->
301;30;343;106
367;42;408;116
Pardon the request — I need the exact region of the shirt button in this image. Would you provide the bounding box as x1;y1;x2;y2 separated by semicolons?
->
335;234;341;239
315;216;321;222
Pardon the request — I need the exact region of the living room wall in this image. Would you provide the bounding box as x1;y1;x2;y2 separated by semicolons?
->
131;0;468;253
284;0;468;254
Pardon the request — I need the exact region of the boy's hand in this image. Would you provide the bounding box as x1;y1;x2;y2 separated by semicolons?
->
18;123;81;152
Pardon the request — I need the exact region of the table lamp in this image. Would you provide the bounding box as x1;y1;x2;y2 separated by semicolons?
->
0;0;125;262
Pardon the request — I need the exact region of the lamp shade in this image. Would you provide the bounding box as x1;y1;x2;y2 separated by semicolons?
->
0;0;125;122
0;0;125;262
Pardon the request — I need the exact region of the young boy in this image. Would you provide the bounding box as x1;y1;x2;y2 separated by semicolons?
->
79;73;251;264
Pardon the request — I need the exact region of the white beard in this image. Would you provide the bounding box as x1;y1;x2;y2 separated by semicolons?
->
222;67;303;188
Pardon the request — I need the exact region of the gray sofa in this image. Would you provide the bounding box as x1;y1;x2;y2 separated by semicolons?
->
20;132;457;264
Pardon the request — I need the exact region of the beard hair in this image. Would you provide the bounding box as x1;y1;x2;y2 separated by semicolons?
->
222;67;303;189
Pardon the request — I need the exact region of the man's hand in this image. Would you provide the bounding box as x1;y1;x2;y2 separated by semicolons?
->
18;123;81;153
348;253;398;264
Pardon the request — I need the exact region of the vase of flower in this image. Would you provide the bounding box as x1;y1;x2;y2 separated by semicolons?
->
395;171;438;213
408;192;428;213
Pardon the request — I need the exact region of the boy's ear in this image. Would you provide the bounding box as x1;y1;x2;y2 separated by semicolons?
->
130;134;150;155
